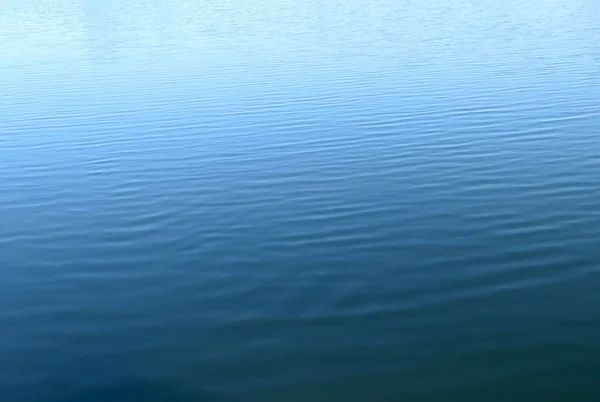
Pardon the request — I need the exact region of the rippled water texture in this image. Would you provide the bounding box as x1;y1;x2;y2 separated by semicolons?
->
1;0;600;401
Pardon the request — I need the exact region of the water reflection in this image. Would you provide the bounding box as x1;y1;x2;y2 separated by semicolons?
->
79;0;120;63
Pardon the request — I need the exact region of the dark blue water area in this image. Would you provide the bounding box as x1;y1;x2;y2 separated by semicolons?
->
1;0;600;401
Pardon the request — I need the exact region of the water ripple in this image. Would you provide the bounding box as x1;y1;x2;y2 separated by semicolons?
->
2;0;600;400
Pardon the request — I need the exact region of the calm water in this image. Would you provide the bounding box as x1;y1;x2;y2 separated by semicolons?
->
1;0;600;401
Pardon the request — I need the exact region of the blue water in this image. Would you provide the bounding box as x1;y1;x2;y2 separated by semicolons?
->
1;0;600;401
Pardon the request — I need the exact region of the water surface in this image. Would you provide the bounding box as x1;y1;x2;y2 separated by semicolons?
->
1;0;600;401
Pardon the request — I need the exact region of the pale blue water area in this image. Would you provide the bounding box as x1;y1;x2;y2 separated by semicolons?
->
1;0;600;401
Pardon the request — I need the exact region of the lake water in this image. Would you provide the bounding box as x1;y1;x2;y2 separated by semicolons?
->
1;0;600;401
